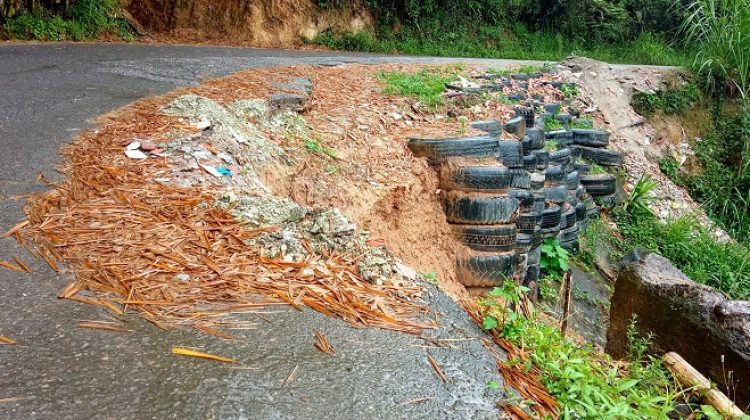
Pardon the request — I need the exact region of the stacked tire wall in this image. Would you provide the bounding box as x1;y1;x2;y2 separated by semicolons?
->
408;75;625;295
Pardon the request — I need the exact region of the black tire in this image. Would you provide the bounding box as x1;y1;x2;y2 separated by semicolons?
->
522;155;537;171
541;204;561;228
525;263;541;283
481;83;504;92
470;120;503;134
457;251;518;287
574;161;592;174
586;206;601;219
443;192;519;224
408;136;498;165
582;194;595;208
575;185;586;199
545;165;566;183
580;173;616;196
526;128;545;149
545;130;573;147
517;81;529;90
541;225;561;238
438;163;511;192
560;223;580;242
575;202;587;221
549;148;572;166
515;107;535;128
545;184;569;203
504;116;526;138
507;92;527;101
566;171;580;190
509;169;531;189
527;246;542;265
452;224;517;252
543;102;561;114
530;172;545;189
510;189;544;213
511;73;531;81
532;150;550;169
517;212;542;233
571;145;623;166
572;129;610;147
498;140;523;168
562;205;577;229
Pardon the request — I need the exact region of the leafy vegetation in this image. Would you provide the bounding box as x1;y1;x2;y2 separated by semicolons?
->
560;83;579;98
631;83;701;116
311;0;690;65
622;175;659;217
543;117;563;132
613;208;750;300
376;68;457;107
479;282;690;418
544;140;559;152
2;0;133;41
540;238;570;281
570;117;594;129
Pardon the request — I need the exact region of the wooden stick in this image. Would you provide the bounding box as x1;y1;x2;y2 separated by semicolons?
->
663;352;745;419
560;271;572;337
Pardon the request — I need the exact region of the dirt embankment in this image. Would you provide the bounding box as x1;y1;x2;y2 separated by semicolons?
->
127;0;372;47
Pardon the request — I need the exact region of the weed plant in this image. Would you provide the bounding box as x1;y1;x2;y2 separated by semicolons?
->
479;282;687;418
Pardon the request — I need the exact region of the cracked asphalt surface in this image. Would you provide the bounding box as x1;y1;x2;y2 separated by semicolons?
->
0;43;548;419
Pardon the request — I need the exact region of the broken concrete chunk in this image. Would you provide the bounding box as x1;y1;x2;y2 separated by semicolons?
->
607;250;750;407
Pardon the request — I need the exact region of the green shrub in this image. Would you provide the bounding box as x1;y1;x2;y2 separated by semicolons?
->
613;209;750;300
479;281;685;418
632;84;701;116
3;0;132;41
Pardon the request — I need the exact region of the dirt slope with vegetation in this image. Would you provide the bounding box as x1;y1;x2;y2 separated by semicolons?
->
126;0;373;47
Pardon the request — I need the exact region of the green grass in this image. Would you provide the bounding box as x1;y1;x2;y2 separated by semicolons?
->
376;68;458;107
479;283;688;418
613;209;750;300
631;83;701;116
311;29;689;66
2;0;133;41
571;117;594;129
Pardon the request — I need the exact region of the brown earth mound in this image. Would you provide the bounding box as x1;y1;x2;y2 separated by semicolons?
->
127;0;373;47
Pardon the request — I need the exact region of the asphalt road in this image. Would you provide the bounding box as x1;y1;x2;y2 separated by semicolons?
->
0;43;548;419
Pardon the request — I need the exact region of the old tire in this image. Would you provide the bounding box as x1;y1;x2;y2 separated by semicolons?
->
443;192;519;224
532;150;550;169
498;140;523;168
580;173;616;196
509;169;531;189
526;128;545;149
567;171;580;190
408;136;498;165
518;212;542;233
438;163;511;192
471;120;503;134
545;165;566;183
572;129;610;147
572;145;623;166
457;251;518;287
545;184;569;203
549;148;572;166
452;224;517;252
561;205;577;229
522;155;537;172
515;106;535;128
541;204;561;228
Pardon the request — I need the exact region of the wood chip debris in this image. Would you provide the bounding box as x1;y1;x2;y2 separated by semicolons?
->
8;94;429;334
313;330;336;356
281;364;299;388
427;354;447;383
78;321;132;333
171;347;235;363
0;336;16;345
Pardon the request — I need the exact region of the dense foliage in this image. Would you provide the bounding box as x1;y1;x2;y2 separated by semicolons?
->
2;0;132;40
313;0;690;64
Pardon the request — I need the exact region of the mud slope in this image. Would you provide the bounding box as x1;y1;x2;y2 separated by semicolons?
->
128;0;372;47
